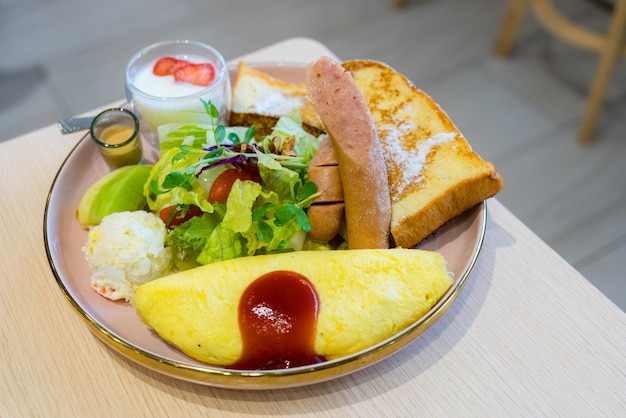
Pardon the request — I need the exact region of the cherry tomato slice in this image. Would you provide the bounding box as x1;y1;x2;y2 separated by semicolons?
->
208;167;261;204
159;204;203;228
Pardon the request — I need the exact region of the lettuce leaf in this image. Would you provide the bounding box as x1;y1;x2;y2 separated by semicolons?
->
166;212;221;252
270;110;320;165
144;147;214;214
157;123;212;152
157;124;252;153
221;179;263;234
255;152;300;202
196;224;247;265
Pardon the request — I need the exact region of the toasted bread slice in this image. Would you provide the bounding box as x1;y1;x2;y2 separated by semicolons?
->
229;61;325;136
342;60;503;248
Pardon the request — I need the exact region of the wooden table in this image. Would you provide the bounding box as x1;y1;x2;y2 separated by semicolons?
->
1;38;624;417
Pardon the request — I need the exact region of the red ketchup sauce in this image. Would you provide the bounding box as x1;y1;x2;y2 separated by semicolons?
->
230;270;326;370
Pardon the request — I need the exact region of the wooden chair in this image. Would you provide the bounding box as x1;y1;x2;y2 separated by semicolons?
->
493;0;626;143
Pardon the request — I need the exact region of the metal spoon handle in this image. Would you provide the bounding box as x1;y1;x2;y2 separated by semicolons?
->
57;116;94;134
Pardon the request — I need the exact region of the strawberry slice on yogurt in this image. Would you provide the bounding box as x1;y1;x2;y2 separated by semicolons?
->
152;57;215;86
153;57;192;76
174;63;215;86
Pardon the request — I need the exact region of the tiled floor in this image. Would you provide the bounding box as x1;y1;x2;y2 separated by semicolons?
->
1;0;625;310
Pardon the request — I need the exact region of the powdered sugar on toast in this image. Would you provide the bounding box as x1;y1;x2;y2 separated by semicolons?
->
248;91;304;115
382;125;456;201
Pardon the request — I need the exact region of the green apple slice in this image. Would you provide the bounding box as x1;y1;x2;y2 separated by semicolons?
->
77;164;152;229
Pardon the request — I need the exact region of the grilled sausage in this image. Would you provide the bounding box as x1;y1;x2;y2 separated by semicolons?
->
306;56;391;249
308;135;344;241
307;203;345;242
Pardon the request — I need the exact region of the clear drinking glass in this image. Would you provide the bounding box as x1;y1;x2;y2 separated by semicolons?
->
125;40;231;153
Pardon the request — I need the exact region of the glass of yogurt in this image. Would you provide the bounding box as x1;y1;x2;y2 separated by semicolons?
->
125;40;231;153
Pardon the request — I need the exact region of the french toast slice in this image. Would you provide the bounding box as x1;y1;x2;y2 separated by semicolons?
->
229;61;325;136
342;60;503;248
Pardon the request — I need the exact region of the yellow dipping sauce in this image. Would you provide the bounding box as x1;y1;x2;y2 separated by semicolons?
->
98;125;142;168
101;125;135;145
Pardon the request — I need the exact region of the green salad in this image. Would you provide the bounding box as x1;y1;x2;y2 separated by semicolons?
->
145;100;337;269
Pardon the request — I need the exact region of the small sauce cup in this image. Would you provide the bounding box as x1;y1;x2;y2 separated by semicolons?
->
90;108;143;169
